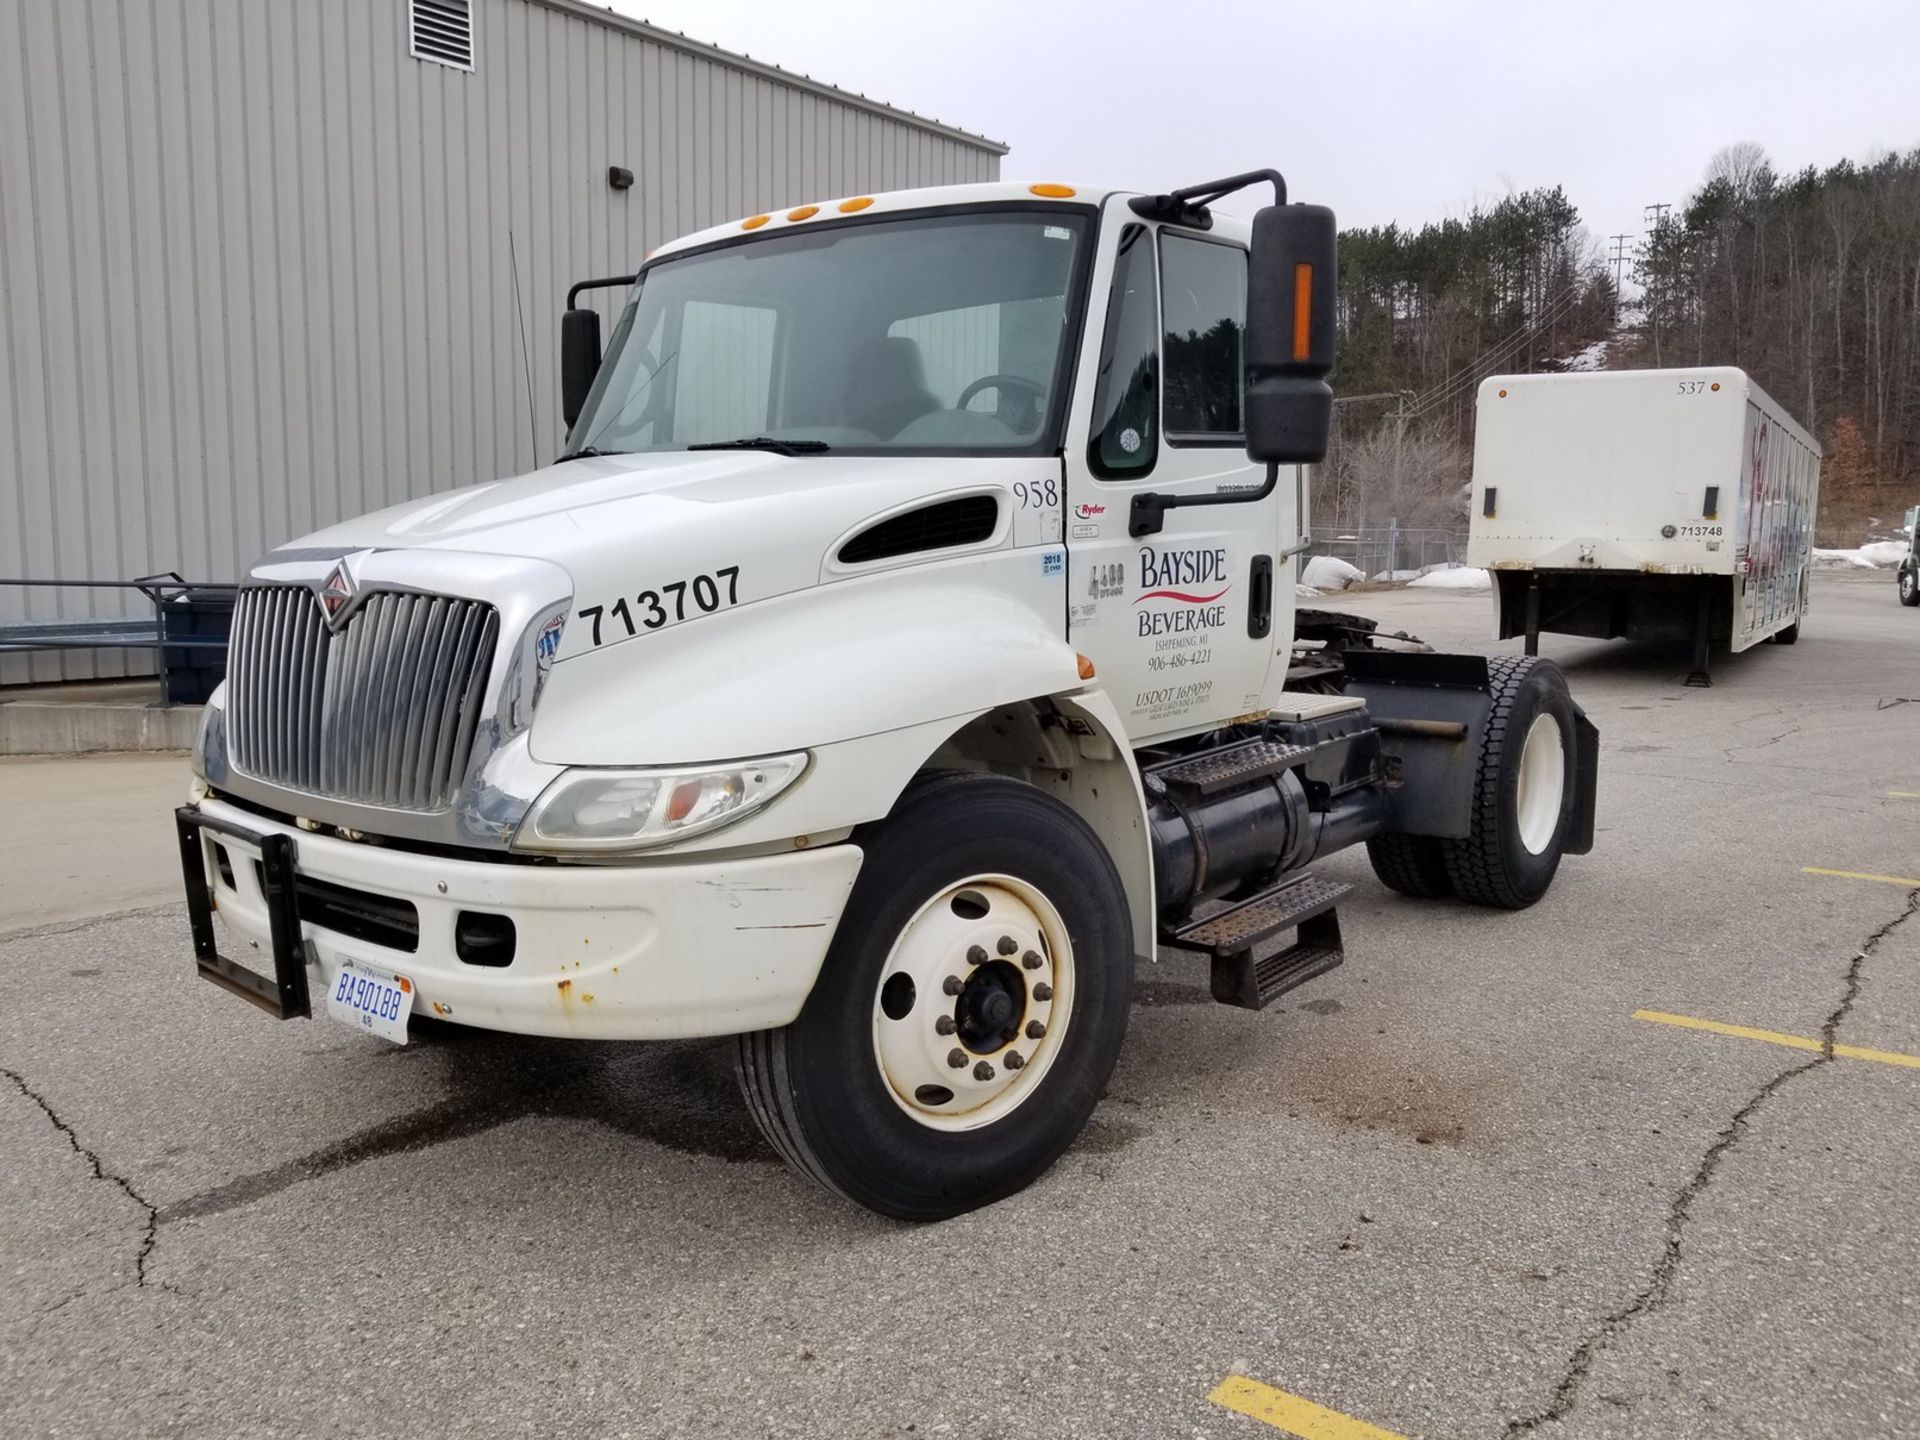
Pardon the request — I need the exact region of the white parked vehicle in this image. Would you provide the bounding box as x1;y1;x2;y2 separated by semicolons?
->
1467;367;1822;682
180;173;1597;1219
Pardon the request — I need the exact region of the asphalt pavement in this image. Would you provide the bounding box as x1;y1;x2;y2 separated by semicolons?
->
2;569;1916;1439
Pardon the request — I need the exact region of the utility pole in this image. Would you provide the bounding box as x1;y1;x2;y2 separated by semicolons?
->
1643;203;1674;366
1608;233;1632;317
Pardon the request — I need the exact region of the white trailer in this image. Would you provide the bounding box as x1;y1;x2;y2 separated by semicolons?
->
1467;367;1821;682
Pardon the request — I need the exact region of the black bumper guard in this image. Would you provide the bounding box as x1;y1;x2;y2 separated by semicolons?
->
175;807;313;1019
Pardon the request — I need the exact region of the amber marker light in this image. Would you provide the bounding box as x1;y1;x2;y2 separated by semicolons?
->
1029;183;1076;198
741;214;770;230
1498;388;1509;398
1711;382;1721;391
787;204;819;221
839;196;874;212
1292;262;1313;362
1076;654;1096;680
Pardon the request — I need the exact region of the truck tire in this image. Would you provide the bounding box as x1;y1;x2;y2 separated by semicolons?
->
1440;656;1578;909
1365;833;1453;899
735;772;1133;1220
1773;621;1800;644
1900;568;1919;607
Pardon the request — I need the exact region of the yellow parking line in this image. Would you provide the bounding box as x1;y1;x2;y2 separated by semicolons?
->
1209;1377;1408;1440
1634;1010;1920;1071
1889;792;1920;799
1802;866;1920;888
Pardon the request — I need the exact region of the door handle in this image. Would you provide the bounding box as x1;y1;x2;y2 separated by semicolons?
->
1248;555;1274;639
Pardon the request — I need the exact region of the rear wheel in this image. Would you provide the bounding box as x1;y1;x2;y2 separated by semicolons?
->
1365;833;1453;899
1900;568;1919;607
1441;656;1579;909
736;773;1133;1220
1773;620;1800;644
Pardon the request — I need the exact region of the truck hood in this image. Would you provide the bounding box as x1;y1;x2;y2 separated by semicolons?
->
270;450;1056;664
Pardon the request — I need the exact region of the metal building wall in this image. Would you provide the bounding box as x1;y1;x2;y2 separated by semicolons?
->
0;0;1003;681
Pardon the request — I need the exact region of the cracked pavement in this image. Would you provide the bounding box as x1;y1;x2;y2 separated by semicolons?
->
3;571;1918;1438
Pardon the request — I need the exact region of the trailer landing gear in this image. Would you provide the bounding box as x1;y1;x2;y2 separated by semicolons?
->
1686;591;1713;687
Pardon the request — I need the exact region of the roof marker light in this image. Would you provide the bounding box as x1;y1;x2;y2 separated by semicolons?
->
741;214;770;230
787;204;819;221
1029;183;1076;198
839;196;874;213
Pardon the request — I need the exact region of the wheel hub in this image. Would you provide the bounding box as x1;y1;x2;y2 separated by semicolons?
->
870;876;1073;1130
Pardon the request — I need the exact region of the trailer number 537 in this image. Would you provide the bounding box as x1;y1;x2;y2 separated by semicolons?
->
578;565;741;646
1677;379;1712;395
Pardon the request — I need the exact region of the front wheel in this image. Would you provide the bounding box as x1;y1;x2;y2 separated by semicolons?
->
1900;568;1919;607
736;773;1133;1220
1441;656;1580;909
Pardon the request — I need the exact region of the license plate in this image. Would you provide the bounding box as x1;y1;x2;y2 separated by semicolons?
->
325;958;413;1044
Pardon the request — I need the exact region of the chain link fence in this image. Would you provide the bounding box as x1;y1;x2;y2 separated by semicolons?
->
1307;524;1469;580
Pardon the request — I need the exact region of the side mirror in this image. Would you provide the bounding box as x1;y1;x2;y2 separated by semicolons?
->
559;308;603;430
1244;203;1337;465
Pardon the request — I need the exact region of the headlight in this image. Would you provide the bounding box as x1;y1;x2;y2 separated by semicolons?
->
190;681;227;782
515;753;808;853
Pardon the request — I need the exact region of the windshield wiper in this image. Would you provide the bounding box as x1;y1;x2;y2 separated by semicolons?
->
687;437;831;456
556;445;622;463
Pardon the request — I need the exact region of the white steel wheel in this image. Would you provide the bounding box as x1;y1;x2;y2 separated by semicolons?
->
1514;711;1568;856
871;875;1074;1131
733;772;1133;1220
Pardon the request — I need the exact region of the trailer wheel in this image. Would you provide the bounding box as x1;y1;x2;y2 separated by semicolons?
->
735;773;1132;1220
1365;833;1453;899
1772;621;1800;644
1899;568;1918;607
1441;656;1578;909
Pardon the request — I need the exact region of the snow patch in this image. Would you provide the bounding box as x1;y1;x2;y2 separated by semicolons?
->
1371;568;1423;582
1407;566;1492;591
1300;555;1364;590
1812;541;1906;569
1558;339;1611;372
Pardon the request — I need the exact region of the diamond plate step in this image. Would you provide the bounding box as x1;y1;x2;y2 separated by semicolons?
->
1168;873;1350;954
1162;872;1351;1012
1146;739;1311;800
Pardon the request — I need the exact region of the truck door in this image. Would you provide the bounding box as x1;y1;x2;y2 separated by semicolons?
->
1063;218;1282;743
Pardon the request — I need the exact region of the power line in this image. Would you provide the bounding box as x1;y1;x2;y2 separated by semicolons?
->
1412;283;1592;416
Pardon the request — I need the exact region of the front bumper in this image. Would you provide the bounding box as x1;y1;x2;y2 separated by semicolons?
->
177;797;863;1040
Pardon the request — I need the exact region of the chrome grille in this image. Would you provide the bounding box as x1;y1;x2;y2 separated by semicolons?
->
227;586;500;811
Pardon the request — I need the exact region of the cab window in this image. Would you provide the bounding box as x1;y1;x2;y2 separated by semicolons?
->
1087;225;1159;478
1160;233;1246;440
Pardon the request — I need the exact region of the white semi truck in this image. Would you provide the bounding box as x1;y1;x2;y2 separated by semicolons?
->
179;173;1597;1219
1468;367;1822;683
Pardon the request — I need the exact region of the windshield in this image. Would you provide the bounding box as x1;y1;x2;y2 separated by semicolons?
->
565;208;1091;457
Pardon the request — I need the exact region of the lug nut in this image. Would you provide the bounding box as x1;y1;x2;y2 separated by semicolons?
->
1004;1051;1025;1070
1026;1020;1046;1040
967;945;988;966
1033;982;1053;1002
943;975;964;995
947;1048;969;1069
935;1015;956;1035
996;935;1018;956
973;1061;995;1081
1022;950;1043;970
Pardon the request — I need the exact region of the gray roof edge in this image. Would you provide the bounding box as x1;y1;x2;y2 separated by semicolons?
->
521;0;1010;155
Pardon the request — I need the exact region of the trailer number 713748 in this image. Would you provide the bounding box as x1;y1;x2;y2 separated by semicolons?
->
577;565;741;646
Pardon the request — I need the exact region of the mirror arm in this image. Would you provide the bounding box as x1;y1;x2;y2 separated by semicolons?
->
1129;461;1280;539
566;272;639;309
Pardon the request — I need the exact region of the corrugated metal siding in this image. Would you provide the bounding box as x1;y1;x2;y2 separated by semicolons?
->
0;0;1001;682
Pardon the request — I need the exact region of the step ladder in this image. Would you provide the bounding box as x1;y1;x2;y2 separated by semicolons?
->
1163;872;1350;1011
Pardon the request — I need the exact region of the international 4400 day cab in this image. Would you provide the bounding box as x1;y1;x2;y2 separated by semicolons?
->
179;172;1597;1219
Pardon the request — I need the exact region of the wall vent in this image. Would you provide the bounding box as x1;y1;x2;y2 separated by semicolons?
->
411;0;474;72
837;495;1000;565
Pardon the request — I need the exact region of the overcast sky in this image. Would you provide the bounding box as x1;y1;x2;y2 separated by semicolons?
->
611;0;1920;254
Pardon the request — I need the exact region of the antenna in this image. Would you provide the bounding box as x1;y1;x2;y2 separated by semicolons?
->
508;230;539;466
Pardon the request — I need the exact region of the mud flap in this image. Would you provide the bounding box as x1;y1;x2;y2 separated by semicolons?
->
1565;706;1598;855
